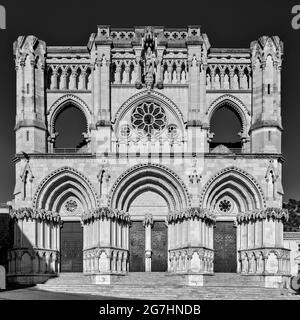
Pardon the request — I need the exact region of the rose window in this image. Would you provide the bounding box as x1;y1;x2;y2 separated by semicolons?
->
65;199;78;213
131;102;166;136
218;199;232;212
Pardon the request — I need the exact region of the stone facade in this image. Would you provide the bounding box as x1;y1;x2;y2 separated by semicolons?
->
8;26;289;287
284;232;300;275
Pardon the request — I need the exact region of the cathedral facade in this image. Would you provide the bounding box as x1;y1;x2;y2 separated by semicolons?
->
7;26;290;287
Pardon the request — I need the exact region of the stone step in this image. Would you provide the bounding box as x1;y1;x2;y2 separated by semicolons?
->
36;286;298;300
36;272;300;300
42;272;277;287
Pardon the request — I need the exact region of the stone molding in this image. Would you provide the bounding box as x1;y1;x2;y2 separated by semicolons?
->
143;213;154;227
48;94;91;133
10;207;61;223
82;207;130;223
237;207;289;223
113;90;185;127
8;248;59;261
167;207;216;224
108;162;191;208
83;247;128;260
33;166;100;208
199;166;266;207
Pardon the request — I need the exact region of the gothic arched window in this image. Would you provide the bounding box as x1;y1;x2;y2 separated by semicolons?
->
54;104;88;152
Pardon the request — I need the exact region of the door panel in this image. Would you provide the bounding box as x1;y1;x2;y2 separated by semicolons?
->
214;221;237;273
129;221;145;272
60;221;83;272
151;221;168;272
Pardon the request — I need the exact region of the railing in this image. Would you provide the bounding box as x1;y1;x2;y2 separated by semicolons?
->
209;147;242;154
52;148;88;154
209;143;243;154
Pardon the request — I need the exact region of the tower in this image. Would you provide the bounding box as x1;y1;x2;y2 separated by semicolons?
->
14;36;47;154
250;36;283;154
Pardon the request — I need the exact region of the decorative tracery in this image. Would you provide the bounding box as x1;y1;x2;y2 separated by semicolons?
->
131;101;166;137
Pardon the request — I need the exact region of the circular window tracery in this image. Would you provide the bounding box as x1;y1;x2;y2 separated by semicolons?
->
131;101;166;137
218;199;232;213
65;199;78;213
167;124;179;138
120;124;131;138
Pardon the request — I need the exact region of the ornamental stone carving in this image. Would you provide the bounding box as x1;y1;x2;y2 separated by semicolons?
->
167;208;216;224
10;207;61;222
82;207;130;223
237;207;289;223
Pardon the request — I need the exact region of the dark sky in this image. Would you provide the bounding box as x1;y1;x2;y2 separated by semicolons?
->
0;0;299;203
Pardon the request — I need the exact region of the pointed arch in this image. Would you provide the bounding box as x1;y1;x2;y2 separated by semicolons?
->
200;166;266;212
47;94;91;134
108;163;191;212
33;166;99;212
113;89;185;129
206;94;250;135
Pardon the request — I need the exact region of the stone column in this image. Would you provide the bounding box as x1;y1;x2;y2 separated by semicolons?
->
236;208;290;288
143;213;154;272
167;208;216;286
82;207;130;285
7;208;61;285
61;68;68;90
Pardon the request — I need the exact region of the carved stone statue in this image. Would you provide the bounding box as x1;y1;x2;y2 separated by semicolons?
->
141;27;157;91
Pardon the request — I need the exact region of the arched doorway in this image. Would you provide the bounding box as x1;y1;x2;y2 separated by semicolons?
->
201;167;265;273
129;191;168;272
109;163;190;272
33;167;99;273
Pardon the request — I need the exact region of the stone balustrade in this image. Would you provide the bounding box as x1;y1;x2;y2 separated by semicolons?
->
82;207;130;284
7;208;61;285
236;207;291;288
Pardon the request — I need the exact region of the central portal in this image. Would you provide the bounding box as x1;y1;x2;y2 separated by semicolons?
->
129;190;169;272
129;220;168;272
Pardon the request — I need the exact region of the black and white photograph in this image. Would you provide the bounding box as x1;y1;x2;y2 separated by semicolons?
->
0;0;299;316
